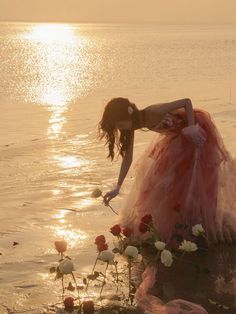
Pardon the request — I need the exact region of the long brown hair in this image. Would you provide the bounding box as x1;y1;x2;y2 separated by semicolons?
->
99;98;139;160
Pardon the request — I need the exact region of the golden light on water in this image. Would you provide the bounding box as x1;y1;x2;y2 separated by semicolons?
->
24;24;76;43
54;155;90;168
51;225;87;248
74;198;94;209
23;23;91;138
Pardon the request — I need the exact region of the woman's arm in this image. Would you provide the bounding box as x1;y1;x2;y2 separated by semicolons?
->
103;131;134;205
155;98;195;126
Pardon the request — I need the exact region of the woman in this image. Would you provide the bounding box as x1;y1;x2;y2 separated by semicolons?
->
99;97;236;244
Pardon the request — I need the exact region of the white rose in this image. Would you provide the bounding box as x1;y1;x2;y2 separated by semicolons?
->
154;241;166;251
192;224;204;236
160;249;173;267
59;259;74;274
98;250;114;264
179;240;198;252
124;245;139;259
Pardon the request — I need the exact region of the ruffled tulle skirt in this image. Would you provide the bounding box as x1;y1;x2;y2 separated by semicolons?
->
118;109;236;244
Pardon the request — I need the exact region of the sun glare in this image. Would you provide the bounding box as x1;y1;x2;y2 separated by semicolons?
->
25;24;75;42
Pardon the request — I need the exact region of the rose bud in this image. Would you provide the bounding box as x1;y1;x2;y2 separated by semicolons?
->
141;214;153;225
97;242;108;252
82;300;95;314
54;240;67;254
94;235;106;245
122;227;132;237
139;222;148;233
64;297;74;311
91;188;102;198
110;224;121;236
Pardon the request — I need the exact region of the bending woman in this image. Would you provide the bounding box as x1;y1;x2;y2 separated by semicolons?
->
99;97;236;244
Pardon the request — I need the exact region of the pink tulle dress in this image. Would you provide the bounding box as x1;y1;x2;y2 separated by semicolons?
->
118;108;236;244
117;108;236;314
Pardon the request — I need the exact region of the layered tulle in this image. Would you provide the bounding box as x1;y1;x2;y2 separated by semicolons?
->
116;109;236;313
118;109;236;243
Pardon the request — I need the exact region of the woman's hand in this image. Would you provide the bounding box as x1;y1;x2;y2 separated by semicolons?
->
103;185;120;205
181;124;206;147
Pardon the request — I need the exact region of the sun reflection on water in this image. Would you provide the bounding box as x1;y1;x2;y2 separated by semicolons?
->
24;24;76;43
23;23;91;139
51;225;87;248
54;155;90;169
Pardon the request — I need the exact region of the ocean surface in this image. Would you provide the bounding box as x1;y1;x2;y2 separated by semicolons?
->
0;22;236;312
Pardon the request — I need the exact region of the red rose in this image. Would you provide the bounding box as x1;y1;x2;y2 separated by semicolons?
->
141;214;153;225
139;222;149;233
94;235;106;245
97;242;108;252
122;227;132;237
54;240;67;253
82;300;95;314
63;297;74;311
110;224;121;236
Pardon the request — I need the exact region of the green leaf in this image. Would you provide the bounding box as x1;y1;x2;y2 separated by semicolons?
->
55;270;63;280
112;248;120;254
175;223;185;229
94;271;100;277
208;299;217;305
172;234;183;242
49;266;56;273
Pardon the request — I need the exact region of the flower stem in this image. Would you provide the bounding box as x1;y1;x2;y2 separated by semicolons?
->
101;194;118;215
114;262;119;284
99;262;109;298
86;255;99;292
128;258;132;303
61;276;65;300
71;272;81;305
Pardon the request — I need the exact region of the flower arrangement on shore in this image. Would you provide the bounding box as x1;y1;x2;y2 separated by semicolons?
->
46;188;234;313
49;205;211;313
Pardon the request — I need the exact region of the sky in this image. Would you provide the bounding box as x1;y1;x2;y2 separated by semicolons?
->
1;0;236;24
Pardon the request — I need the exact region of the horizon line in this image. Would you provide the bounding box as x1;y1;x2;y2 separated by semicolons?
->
1;19;236;26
